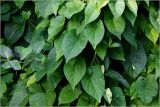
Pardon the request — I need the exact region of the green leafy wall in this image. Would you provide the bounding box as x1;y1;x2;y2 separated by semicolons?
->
0;0;159;106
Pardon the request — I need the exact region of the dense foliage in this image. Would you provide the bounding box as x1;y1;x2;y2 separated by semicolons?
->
0;0;160;106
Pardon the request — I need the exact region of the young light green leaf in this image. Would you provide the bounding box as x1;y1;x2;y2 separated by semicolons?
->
58;85;82;105
109;0;125;18
81;65;105;102
126;0;138;16
104;9;125;39
145;24;159;45
47;15;65;42
64;57;86;90
15;46;32;60
103;88;112;104
62;30;88;62
84;20;104;49
0;45;13;59
59;0;85;19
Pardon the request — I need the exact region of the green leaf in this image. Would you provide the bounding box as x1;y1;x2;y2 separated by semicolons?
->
122;42;147;78
103;88;112;104
145;24;159;45
47;15;65;42
30;29;45;54
58;85;82;105
77;93;98;106
15;46;32;60
105;69;129;87
0;80;7;98
149;8;160;33
81;65;105;102
122;22;137;47
64;57;86;90
29;92;56;106
108;0;125;18
54;31;65;61
108;46;125;61
1;3;11;14
95;42;107;60
4;20;25;45
104;9;125;39
130;75;158;104
35;19;49;31
0;44;13;59
85;0;109;25
35;0;64;18
62;30;88;62
21;11;31;20
126;0;138;16
46;48;63;77
9;81;28;106
124;7;136;26
59;0;85;19
111;87;126;106
84;20;105;49
9;60;21;70
14;0;25;9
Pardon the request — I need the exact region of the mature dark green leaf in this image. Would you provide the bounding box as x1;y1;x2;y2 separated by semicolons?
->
15;46;32;60
104;9;125;39
35;0;64;18
58;85;82;105
47;15;65;42
111;87;126;106
64;57;86;90
84;20;105;49
130;75;158;104
0;80;7;98
108;46;125;61
81;65;105;102
105;69;129;87
13;0;25;9
85;0;109;25
9;81;28;106
62;30;88;62
122;22;137;47
4;21;25;45
0;44;13;59
1;4;11;14
95;41;107;60
149;7;160;33
122;42;147;78
59;0;85;19
54;31;66;61
77;93;98;106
